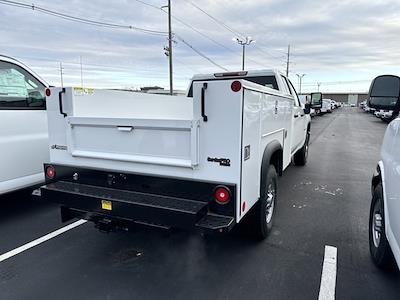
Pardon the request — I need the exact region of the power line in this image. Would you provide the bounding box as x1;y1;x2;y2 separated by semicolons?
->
184;0;244;39
2;0;231;71
164;3;269;68
132;0;232;71
0;0;168;36
184;0;285;62
135;0;235;54
174;35;228;71
134;0;243;67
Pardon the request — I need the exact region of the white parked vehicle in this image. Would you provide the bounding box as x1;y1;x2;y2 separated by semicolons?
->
321;99;332;114
375;110;384;118
40;70;320;238
0;55;49;195
330;100;336;110
368;75;400;270
382;110;394;123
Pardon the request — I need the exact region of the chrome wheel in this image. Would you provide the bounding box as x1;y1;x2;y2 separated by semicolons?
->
305;133;309;160
372;200;383;248
265;183;276;224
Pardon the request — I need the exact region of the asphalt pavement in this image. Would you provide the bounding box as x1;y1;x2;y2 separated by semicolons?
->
1;108;399;300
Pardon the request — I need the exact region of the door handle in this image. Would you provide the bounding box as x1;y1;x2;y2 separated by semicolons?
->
117;126;133;132
294;113;300;118
201;83;208;122
59;88;67;117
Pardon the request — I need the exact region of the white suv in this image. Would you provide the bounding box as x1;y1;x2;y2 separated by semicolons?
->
368;75;400;270
0;55;49;195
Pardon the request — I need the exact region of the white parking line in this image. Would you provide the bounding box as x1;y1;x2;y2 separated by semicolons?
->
318;245;338;300
0;219;87;263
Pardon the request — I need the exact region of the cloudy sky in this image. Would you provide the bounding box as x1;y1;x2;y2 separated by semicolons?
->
1;0;399;92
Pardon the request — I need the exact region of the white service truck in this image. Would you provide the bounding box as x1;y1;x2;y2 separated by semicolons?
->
40;70;321;238
368;75;400;270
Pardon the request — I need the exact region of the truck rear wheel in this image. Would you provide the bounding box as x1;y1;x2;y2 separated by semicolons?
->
369;183;396;269
293;131;310;166
249;164;277;239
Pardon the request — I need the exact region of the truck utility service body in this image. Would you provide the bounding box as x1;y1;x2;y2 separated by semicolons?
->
41;70;311;235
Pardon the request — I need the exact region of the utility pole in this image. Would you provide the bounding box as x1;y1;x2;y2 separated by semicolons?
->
242;43;245;71
296;73;306;94
286;44;290;77
233;36;255;70
167;0;173;95
59;62;64;88
317;82;321;92
80;55;83;88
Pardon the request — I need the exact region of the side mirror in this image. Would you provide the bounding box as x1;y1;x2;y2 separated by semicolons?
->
304;103;311;114
310;92;323;108
368;75;400;111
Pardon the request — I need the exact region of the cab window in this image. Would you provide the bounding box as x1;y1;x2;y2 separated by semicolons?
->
0;61;46;109
286;78;301;107
280;75;292;95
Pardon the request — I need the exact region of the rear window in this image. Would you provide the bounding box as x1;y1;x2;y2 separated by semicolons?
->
187;75;278;97
244;76;278;90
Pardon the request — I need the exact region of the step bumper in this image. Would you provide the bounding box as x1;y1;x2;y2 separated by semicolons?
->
41;181;235;232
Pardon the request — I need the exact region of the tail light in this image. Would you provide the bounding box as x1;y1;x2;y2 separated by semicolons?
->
231;80;242;92
214;186;231;204
46;165;55;179
45;88;51;97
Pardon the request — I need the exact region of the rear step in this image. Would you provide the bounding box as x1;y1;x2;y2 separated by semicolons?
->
41;181;234;231
196;214;235;232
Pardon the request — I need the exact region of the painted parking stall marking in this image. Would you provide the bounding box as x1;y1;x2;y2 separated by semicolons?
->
318;245;338;300
0;220;87;263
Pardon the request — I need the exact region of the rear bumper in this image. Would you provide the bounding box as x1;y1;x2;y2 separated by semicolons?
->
41;164;236;233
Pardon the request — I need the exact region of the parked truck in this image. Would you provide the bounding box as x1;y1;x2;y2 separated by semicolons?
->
40;70;321;238
368;75;400;270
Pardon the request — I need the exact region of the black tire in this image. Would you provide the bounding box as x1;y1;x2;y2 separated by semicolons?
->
293;130;310;166
247;165;278;239
369;183;396;269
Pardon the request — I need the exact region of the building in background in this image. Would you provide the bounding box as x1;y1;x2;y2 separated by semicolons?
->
300;92;368;105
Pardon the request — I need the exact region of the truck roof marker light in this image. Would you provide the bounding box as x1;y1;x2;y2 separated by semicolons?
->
214;71;248;77
231;81;242;92
46;165;55;179
45;88;51;97
214;186;231;204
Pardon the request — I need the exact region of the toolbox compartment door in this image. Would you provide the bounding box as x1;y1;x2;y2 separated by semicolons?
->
66;117;199;168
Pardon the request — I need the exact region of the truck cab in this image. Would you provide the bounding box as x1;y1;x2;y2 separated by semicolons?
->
0;55;49;195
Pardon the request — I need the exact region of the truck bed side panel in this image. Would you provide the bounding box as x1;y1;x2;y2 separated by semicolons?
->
239;86;292;219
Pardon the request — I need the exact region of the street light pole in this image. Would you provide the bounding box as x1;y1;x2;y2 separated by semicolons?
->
296;73;306;94
167;0;173;95
233;36;255;70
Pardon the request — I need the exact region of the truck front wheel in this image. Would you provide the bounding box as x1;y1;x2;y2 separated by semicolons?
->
250;164;278;239
369;183;396;269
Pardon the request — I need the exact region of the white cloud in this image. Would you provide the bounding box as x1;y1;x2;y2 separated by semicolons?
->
1;0;399;92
